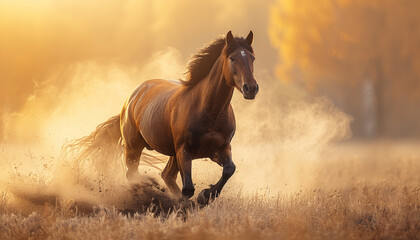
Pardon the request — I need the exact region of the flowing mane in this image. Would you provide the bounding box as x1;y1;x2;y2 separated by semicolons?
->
182;35;254;87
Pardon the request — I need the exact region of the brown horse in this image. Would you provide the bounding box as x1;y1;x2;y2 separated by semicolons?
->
67;31;258;205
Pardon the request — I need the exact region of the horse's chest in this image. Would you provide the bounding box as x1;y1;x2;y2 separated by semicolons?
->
186;124;234;157
201;129;228;148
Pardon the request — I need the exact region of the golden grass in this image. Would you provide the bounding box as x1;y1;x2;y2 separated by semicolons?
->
0;142;419;240
0;184;418;240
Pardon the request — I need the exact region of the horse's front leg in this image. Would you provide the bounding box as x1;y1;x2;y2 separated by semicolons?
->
197;146;236;206
177;148;195;199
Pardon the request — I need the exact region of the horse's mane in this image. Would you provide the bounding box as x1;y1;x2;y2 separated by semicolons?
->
182;35;254;87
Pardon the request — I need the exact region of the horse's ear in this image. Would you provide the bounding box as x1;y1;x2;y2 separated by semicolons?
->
226;31;234;46
246;31;253;45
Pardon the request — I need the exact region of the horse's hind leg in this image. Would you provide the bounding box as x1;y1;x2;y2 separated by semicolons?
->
125;143;144;183
161;156;181;197
121;119;146;183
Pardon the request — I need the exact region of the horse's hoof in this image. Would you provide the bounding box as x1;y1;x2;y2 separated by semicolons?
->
197;189;210;206
181;187;195;198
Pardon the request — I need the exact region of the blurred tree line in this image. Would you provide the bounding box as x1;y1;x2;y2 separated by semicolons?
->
269;0;420;138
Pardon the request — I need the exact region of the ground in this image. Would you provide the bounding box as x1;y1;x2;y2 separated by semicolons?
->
0;141;419;239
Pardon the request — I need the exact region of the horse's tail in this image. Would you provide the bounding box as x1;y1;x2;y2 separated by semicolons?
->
60;115;125;178
60;115;165;179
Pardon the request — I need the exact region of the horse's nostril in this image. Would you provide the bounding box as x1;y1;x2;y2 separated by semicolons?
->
243;84;250;93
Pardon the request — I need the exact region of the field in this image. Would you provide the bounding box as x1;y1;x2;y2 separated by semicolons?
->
0;141;419;240
2;0;420;239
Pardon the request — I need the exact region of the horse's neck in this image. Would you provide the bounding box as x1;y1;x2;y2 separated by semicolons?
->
193;57;233;117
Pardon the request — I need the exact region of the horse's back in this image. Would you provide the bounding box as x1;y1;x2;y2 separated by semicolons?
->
121;79;181;155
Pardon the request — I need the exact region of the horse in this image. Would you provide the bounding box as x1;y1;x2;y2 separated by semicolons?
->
67;31;258;205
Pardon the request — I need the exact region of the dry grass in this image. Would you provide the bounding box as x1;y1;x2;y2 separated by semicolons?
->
0;185;418;240
0;142;419;240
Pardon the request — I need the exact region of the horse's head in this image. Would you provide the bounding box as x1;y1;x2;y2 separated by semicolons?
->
223;31;259;100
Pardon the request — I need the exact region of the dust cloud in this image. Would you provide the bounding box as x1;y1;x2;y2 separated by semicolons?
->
220;72;352;194
0;49;184;213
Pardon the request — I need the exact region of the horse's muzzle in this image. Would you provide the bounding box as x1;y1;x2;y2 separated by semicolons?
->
242;83;259;99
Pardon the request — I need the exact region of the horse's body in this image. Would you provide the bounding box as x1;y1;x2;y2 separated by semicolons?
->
121;31;258;204
69;31;258;205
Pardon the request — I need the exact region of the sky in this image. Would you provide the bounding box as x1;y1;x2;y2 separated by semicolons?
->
0;0;277;143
